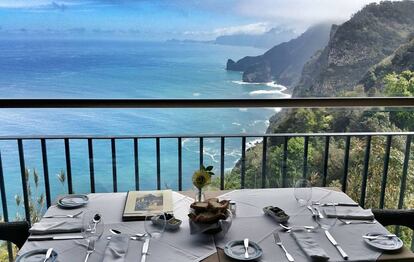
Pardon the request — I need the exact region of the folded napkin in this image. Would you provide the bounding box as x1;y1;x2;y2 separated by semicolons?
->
102;234;130;262
29;221;83;235
292;230;329;262
324;208;374;220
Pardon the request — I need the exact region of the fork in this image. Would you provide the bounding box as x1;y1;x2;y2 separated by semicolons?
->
273;232;294;261
84;238;95;262
279;223;315;232
43;211;83;218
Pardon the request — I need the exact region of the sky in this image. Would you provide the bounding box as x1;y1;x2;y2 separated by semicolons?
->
0;0;381;40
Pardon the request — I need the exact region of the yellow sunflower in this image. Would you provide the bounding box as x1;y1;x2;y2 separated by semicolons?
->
192;170;211;189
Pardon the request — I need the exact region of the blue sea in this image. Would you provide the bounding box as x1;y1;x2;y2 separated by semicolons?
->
0;39;288;218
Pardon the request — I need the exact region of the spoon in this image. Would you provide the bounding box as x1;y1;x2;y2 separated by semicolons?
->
43;248;53;262
108;228;146;240
279;224;315;232
91;213;101;234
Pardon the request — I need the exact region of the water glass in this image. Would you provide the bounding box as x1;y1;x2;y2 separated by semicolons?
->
82;210;104;240
294;179;312;206
145;212;166;239
315;205;337;230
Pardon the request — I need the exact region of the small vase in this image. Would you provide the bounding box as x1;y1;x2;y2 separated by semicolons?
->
194;187;205;202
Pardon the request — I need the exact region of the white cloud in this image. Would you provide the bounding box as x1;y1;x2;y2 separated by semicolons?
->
213;22;270;36
0;0;86;9
184;22;270;37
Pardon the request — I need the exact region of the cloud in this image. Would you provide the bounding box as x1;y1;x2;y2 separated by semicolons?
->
184;22;270;37
0;0;85;10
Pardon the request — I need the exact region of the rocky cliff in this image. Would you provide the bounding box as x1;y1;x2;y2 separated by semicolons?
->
226;23;332;87
292;1;414;97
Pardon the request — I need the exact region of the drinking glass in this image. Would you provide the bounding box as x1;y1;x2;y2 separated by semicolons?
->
82;210;104;240
144;212;166;239
294;179;312;206
315;205;337;230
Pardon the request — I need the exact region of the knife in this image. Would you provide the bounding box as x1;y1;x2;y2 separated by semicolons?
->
314;202;358;207
324;230;349;260
28;235;84;241
141;237;150;262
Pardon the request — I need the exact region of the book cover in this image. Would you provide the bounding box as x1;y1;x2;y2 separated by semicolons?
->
122;189;173;221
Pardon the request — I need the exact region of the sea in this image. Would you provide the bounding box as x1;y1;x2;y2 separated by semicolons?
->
0;39;289;218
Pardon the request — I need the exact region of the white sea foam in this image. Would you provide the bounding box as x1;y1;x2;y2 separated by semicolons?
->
232;80;262;85
232;122;241;126
246;138;263;149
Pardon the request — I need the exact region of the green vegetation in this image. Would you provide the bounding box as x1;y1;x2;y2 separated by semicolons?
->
0;168;67;261
213;70;414;248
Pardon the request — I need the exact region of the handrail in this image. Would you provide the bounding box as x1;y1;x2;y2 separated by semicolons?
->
0;97;414;108
1;131;414;140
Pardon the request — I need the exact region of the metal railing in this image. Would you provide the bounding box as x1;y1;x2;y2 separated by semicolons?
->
1;98;414;259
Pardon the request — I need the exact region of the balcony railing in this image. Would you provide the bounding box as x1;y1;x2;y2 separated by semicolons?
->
1;97;414;259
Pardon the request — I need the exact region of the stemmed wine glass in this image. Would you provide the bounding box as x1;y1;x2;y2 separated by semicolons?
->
82;210;104;262
294;179;312;206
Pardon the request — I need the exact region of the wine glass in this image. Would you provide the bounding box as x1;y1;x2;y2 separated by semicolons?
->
294;179;312;206
82;210;104;262
144;212;166;239
315;205;337;230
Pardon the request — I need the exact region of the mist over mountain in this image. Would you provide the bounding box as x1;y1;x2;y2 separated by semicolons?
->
215;26;297;49
226;23;332;88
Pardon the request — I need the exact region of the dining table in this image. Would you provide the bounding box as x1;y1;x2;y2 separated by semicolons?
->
17;188;414;262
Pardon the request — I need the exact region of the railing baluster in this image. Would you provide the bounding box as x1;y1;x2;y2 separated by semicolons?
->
134;138;140;191
156;137;161;190
220;137;225;190
0;150;12;262
199;137;203;168
342;136;351;192
360;135;372;208
282;137;288;187
398;135;411;209
322;136;330;187
379;135;392;209
241;137;246;189
261;136;267;188
178;138;182;191
303;136;309;179
88;139;95;193
17;139;30;224
111;138;117;192
40;139;51;208
64;138;73;194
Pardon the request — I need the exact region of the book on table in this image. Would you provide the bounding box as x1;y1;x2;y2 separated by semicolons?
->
122;189;173;221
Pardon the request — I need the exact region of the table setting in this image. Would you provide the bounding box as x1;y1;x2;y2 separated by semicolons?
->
16;167;412;262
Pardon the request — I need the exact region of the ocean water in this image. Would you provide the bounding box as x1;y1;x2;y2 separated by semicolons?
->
0;39;288;218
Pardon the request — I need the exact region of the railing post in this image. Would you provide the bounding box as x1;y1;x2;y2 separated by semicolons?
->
40;139;51;208
64;138;73;194
199;137;203;169
398;135;411;209
17;139;30;224
241;137;246;189
0;150;14;261
379;135;392;209
177;138;182;191
282;137;288;187
302;136;309;179
134;138;140;191
220;137;225;190
111;138;117;192
322;136;330;187
88;139;95;193
360;135;372;208
156;138;161;190
342;136;351;192
261;136;267;188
